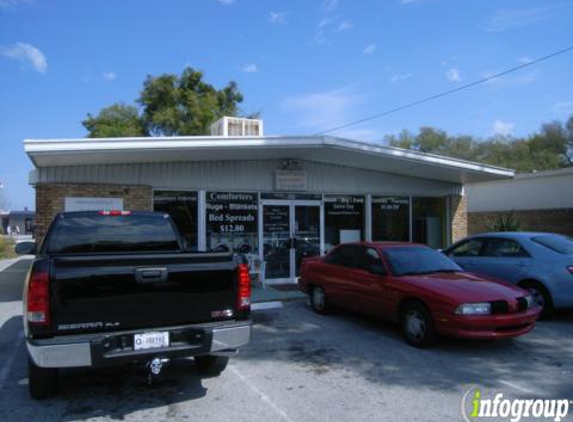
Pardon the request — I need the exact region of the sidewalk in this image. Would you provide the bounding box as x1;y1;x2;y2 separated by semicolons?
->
252;284;306;303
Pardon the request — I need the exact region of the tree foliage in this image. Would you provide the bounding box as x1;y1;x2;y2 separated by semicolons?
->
83;103;147;138
83;67;244;137
386;115;573;173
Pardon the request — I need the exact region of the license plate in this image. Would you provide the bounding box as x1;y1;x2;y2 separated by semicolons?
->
134;332;169;350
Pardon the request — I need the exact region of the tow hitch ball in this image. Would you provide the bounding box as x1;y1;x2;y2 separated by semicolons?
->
146;358;169;384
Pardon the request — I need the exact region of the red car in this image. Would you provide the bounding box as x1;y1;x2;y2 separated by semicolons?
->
299;242;541;347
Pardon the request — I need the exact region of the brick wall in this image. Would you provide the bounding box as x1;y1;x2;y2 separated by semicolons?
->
449;194;468;243
468;208;573;236
35;183;153;246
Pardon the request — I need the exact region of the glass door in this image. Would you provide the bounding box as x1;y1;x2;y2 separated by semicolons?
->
294;205;321;277
261;200;322;283
262;204;291;281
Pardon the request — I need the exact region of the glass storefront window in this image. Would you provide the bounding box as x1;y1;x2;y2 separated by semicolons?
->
206;192;258;254
153;191;198;248
412;197;446;249
324;195;364;251
372;196;410;241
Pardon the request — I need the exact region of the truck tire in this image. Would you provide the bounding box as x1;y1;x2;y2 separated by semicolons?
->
195;355;229;376
28;357;59;400
310;286;329;314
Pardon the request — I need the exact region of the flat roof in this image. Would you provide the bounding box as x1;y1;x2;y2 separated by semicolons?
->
24;135;514;184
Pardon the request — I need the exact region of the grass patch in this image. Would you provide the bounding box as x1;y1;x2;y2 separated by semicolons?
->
0;236;17;259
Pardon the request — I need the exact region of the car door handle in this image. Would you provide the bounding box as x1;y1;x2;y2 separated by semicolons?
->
515;262;527;267
135;267;168;283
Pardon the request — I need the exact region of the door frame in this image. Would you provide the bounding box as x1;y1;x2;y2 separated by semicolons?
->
259;199;323;284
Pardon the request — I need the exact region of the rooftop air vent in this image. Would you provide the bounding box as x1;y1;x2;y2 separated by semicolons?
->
210;116;263;137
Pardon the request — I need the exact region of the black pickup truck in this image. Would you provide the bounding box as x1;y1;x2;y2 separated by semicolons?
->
16;210;252;399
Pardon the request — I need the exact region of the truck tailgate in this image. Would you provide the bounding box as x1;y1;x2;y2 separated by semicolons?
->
50;253;237;335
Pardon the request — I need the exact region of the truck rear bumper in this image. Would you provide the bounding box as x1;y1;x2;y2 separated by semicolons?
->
27;320;252;368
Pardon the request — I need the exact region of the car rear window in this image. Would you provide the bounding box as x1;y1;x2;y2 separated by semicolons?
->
383;246;462;276
45;214;181;254
531;234;573;255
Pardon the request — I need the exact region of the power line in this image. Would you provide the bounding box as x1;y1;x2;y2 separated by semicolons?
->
313;45;573;136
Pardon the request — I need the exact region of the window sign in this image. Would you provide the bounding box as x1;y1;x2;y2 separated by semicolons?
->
153;191;198;249
65;197;123;212
324;195;364;251
206;192;258;254
371;196;410;241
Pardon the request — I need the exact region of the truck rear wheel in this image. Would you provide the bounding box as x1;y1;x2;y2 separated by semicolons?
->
28;357;59;400
195;355;229;376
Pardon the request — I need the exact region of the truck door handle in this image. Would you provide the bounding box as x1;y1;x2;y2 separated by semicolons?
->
135;267;168;283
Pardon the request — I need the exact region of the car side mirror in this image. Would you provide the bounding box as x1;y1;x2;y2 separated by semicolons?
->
369;263;387;276
15;241;37;256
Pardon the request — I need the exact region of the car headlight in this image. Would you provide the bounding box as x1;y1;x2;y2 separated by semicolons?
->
454;302;491;315
524;295;534;309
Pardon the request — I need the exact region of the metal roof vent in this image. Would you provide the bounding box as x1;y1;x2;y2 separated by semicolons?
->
210;116;264;137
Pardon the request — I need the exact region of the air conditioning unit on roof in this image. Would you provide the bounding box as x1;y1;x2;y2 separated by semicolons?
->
210;116;263;137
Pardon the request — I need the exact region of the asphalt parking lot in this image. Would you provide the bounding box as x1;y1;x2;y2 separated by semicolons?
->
0;259;572;422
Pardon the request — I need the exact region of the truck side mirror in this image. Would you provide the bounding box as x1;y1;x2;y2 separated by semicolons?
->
15;241;37;256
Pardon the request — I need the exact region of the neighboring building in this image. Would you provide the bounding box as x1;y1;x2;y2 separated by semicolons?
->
1;209;35;235
467;167;573;236
23;118;512;284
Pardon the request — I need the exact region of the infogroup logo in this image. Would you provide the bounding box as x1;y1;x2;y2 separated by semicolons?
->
461;386;571;422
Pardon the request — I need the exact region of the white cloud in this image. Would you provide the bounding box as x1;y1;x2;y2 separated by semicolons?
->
269;11;287;24
0;42;47;73
281;86;366;133
216;0;235;5
518;56;532;64
481;69;538;87
493;119;514;136
446;68;461;82
390;73;412;83
242;63;258;73
337;20;353;32
363;44;376;54
102;71;116;81
484;6;557;32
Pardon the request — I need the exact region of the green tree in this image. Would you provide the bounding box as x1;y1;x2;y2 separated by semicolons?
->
386;115;573;173
82;103;147;138
138;67;243;136
83;67;245;137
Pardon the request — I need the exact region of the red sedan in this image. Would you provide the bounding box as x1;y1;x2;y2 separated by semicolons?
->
299;242;541;347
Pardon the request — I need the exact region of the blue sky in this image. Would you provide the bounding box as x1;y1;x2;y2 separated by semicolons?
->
1;0;572;210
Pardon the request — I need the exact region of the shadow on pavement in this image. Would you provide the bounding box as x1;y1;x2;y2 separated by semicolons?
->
243;301;573;398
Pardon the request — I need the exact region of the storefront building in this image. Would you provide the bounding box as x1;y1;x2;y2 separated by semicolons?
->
24;118;513;284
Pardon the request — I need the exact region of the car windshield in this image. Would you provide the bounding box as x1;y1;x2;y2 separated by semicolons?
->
384;246;463;276
531;234;573;255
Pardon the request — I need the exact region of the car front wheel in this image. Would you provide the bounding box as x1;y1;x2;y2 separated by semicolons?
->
400;302;437;348
523;282;553;319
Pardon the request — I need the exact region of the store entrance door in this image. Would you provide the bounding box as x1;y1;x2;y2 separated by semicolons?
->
261;200;322;284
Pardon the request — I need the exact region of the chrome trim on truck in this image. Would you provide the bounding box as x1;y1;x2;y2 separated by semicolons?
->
27;341;92;368
210;324;252;352
27;321;252;368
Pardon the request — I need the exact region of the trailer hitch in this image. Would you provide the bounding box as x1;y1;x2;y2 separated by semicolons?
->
146;357;169;385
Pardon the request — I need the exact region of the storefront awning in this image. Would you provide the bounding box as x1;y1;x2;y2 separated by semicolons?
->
24;135;514;184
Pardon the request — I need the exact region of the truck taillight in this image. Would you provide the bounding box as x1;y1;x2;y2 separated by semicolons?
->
237;264;251;311
27;260;50;325
98;210;131;216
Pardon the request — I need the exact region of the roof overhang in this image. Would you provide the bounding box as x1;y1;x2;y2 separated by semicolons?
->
24;135;514;184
